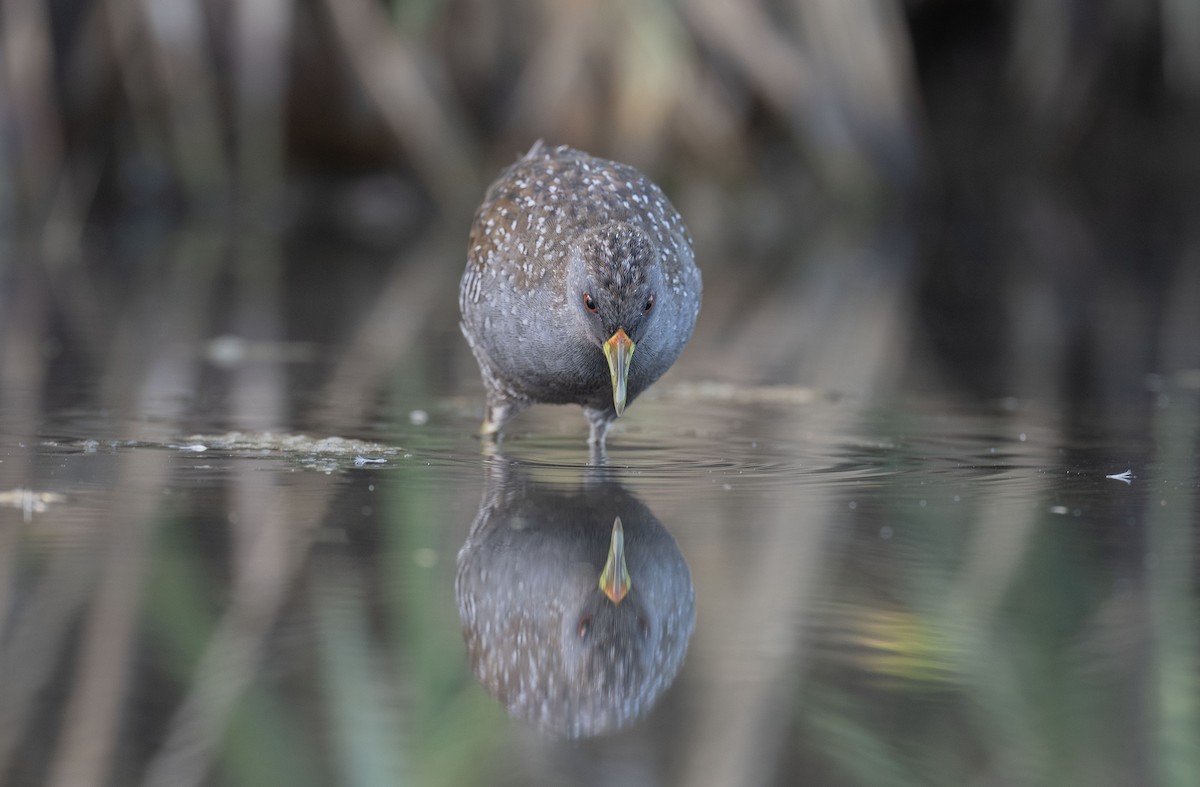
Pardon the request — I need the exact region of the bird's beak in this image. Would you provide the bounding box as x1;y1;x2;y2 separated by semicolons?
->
599;516;631;605
602;328;635;417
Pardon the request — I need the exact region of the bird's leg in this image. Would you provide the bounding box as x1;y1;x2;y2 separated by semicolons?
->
588;421;607;448
584;407;613;448
481;397;525;439
587;440;609;466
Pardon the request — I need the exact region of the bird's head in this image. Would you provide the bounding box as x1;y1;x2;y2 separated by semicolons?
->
567;222;663;416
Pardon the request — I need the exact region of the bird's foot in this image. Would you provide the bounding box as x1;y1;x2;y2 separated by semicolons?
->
480;400;518;440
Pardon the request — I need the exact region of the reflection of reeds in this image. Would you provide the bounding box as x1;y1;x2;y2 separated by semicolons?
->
786;399;1200;787
1148;389;1200;784
0;230;218;786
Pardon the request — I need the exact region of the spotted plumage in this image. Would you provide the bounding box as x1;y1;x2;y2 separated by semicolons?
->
455;463;695;738
460;142;702;445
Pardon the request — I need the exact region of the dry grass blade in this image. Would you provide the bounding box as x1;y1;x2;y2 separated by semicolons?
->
1;0;64;213
502;1;598;145
132;0;230;201
683;0;819;142
796;0;921;182
234;0;295;208
321;0;479;212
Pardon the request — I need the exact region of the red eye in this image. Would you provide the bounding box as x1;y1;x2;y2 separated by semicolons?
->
578;615;593;639
583;293;598;312
644;294;655;313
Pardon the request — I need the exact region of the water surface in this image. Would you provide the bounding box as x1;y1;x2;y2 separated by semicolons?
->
1;365;1197;787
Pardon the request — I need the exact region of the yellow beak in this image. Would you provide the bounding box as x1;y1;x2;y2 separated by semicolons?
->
602;328;635;417
599;517;631;605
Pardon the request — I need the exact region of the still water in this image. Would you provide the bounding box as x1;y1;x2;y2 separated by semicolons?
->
2;368;1198;786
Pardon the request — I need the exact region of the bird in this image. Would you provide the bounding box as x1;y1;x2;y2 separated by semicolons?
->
455;460;695;738
460;142;702;446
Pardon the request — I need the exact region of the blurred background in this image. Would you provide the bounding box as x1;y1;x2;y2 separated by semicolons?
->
3;0;1198;418
2;1;1200;786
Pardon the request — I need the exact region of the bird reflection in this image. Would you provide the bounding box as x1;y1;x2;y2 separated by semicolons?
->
455;459;695;739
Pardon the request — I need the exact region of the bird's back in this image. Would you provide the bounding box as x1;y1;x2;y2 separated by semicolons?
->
462;144;693;308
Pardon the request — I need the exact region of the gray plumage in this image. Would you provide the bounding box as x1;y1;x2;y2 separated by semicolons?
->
455;463;695;738
460;142;702;445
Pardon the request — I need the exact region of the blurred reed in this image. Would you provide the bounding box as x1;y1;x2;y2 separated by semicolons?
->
1;0;1196;415
0;0;1190;230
